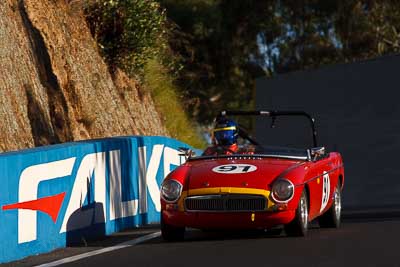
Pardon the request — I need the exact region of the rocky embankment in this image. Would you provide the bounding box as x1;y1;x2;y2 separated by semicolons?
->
0;0;167;152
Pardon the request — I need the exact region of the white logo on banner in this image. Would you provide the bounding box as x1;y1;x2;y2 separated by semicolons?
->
18;158;76;244
17;146;183;244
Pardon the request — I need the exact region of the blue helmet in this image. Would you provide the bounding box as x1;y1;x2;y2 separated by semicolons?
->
213;118;238;146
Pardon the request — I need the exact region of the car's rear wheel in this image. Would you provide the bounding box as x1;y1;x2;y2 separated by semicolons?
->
284;189;309;237
161;215;185;241
319;180;342;228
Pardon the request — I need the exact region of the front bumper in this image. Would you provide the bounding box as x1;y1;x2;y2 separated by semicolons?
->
161;187;298;229
162;209;296;229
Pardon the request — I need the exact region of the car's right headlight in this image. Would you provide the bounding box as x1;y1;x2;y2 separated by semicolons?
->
161;179;183;203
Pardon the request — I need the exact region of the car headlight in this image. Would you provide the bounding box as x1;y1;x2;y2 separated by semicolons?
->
161;179;183;203
271;179;294;203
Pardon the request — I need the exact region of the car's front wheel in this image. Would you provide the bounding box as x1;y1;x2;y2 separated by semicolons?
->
319;180;342;228
284;189;309;237
161;215;185;241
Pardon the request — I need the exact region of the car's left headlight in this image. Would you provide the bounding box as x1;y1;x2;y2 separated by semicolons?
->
161;179;183;203
271;179;295;203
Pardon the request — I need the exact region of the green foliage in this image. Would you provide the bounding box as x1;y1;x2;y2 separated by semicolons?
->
85;0;205;147
144;60;207;148
264;1;400;72
161;0;400;125
161;0;275;124
86;0;400;134
85;0;169;76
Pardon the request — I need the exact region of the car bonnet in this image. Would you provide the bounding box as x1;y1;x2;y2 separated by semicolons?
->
186;157;304;192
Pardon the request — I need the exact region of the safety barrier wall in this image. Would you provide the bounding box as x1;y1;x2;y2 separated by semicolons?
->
255;54;400;210
0;136;198;263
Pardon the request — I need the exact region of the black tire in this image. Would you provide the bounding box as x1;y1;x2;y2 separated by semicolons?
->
161;215;185;241
284;189;309;237
319;180;342;228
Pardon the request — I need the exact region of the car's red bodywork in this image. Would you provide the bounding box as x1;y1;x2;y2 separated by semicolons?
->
161;152;344;230
160;110;345;238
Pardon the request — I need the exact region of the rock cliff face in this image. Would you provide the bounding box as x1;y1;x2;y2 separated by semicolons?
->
0;0;167;152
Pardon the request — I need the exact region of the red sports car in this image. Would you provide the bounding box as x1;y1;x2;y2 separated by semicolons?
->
160;110;344;240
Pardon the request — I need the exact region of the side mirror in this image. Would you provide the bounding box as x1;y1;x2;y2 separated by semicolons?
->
309;147;326;161
178;147;195;160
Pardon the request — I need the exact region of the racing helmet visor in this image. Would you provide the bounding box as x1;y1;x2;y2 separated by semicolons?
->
213;126;237;145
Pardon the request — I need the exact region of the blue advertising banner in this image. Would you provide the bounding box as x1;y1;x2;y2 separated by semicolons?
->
0;136;199;263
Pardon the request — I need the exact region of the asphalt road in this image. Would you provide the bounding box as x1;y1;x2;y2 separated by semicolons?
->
7;216;400;267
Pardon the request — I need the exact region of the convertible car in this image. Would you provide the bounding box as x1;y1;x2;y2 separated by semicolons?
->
160;110;344;240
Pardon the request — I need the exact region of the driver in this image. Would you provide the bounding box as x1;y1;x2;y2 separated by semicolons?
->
203;117;239;155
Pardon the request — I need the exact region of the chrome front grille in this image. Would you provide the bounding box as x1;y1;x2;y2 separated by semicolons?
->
185;194;267;212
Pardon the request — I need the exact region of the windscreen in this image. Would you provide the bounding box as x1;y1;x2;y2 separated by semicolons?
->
192;115;312;160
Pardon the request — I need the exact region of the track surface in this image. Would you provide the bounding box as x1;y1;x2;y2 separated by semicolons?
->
11;217;400;267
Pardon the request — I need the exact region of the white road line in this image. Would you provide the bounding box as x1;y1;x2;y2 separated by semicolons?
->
34;231;161;267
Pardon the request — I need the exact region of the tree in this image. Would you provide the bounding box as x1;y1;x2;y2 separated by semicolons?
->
161;0;400;124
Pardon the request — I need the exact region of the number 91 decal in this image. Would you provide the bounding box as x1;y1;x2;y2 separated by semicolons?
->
212;164;257;174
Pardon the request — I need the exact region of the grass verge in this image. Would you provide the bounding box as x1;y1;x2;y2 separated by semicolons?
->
144;59;206;149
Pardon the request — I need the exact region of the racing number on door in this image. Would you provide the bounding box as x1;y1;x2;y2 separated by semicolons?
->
320;171;330;212
212;164;257;174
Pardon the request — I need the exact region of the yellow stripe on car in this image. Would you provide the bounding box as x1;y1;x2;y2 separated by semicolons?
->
177;187;275;211
177;191;188;211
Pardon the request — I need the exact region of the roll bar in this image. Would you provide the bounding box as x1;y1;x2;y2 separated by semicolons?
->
218;110;318;148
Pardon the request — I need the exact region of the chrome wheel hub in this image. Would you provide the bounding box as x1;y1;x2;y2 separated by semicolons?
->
334;187;341;220
300;194;308;228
